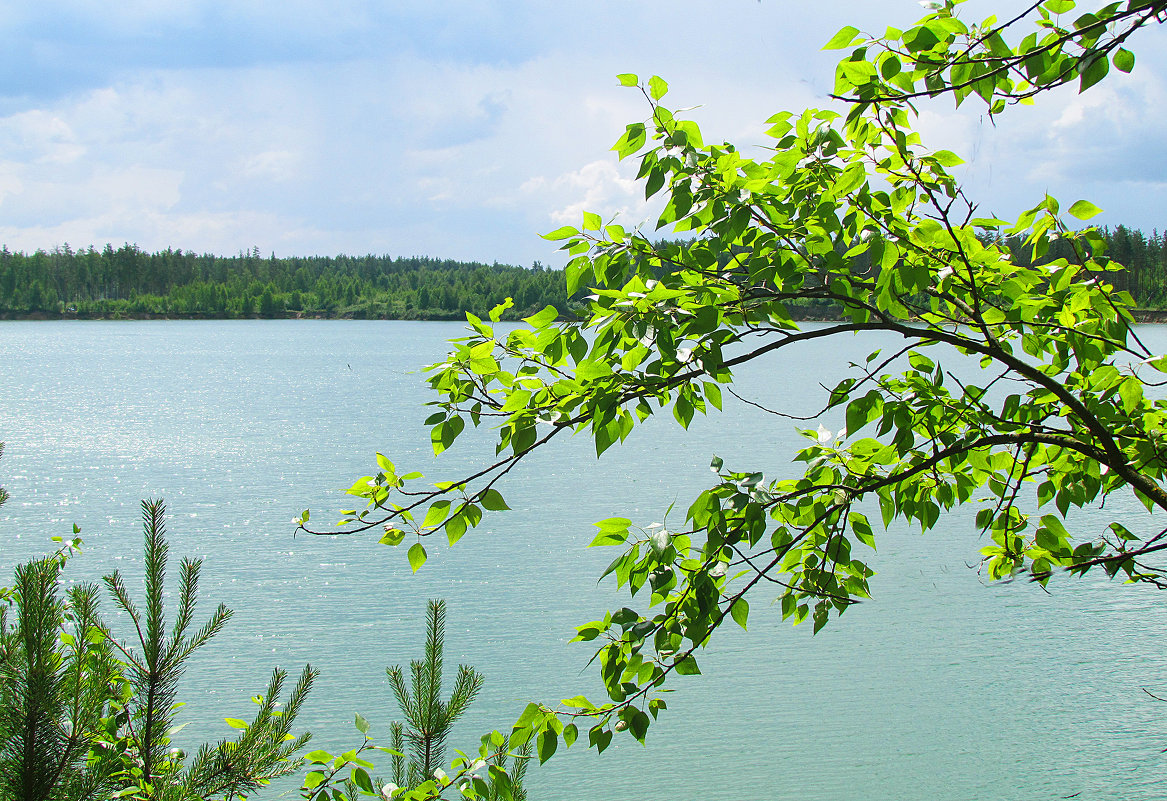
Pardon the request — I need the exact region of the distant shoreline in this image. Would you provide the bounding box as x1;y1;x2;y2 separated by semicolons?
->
5;308;1167;324
0;310;518;322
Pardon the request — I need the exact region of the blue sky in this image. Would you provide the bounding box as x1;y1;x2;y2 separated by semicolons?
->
1;1;1164;266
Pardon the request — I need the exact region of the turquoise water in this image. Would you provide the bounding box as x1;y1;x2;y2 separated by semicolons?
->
1;320;1166;800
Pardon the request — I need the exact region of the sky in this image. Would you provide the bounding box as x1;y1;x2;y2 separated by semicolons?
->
0;0;1164;267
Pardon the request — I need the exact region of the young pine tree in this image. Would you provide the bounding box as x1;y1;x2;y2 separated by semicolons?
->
0;489;316;801
101;499;317;798
387;599;483;790
0;558;121;801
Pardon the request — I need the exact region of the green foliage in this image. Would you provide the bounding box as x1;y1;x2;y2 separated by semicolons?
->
296;602;530;801
0;498;316;800
386;600;484;791
0;556;121;801
0;247;580;321
826;0;1163;113
309;0;1167;788
299;723;531;801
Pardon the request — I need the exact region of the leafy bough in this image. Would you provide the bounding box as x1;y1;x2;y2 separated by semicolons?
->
302;0;1167;770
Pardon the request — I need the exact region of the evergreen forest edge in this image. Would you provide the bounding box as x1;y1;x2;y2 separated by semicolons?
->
4;224;1167;322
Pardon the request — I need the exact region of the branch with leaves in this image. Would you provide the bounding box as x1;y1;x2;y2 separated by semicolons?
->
827;0;1163;112
304;0;1167;779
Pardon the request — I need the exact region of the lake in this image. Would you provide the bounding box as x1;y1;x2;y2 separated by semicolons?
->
1;320;1166;800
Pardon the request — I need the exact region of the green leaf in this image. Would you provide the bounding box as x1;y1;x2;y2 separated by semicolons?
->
931;149;964;167
589;523;629;547
627;709;651;742
489;297;514;322
589;725;613;753
673;655;701;675
583;211;602;231
422;500;452;529
1119;376;1143;414
880;54;902;80
850;512;876;550
537;730;558;763
823;25;860;50
648;75;669;100
577;360;613;381
380;527;405;546
613;122;647;159
730;598;749;631
445;514;467;546
704;381;723;411
617;73;639;87
345;476;375;497
542;226;579;241
352;767;375;794
407;543;427;573
480;488;511;511
431;415;465;456
1067;199;1102;220
224;717;248;729
1079;54;1109;92
355;712;370;735
1114;48;1135;74
524;305;559;329
833;162;866;196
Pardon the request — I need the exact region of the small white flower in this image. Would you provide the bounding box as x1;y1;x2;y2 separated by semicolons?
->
650;528;670;551
676;347;693;363
817;424;833;444
710;562;728;578
381;784;398;799
919;0;942;9
433;768;449;784
471;759;487;772
936;265;954;280
837;426;847;441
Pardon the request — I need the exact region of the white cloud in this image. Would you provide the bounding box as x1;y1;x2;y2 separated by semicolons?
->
0;1;1163;263
0;109;84;164
538;159;645;227
241;150;301;182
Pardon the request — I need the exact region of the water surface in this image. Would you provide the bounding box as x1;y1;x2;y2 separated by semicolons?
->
1;320;1165;800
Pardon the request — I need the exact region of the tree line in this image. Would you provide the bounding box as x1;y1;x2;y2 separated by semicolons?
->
5;225;1167;321
0;244;581;320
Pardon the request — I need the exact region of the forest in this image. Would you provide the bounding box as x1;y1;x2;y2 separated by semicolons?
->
1;224;1166;320
0;245;578;320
